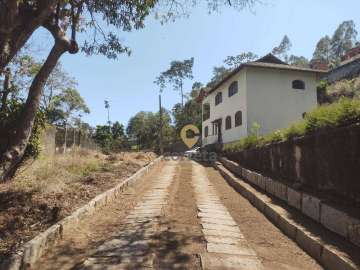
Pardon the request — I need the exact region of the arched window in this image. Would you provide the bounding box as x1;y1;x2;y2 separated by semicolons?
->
235;111;242;127
215;92;222;106
228;81;238;97
225;116;232;130
204;126;209;137
292;80;305;90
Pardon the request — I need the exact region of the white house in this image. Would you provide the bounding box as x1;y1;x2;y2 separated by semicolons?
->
200;54;327;146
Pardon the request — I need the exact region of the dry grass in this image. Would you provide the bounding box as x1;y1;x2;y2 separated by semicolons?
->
0;149;157;260
10;149;105;195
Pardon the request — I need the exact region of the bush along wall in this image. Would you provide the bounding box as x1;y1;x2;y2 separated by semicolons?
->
224;123;360;206
223;98;360;206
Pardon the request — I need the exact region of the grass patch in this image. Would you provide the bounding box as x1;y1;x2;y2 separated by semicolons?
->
10;149;105;193
223;98;360;153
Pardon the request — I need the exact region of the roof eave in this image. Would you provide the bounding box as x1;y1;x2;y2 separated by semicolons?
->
206;64;328;96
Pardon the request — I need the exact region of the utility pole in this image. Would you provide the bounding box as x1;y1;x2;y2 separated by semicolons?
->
180;80;184;109
78;114;82;148
159;94;164;155
104;99;111;130
73;125;76;149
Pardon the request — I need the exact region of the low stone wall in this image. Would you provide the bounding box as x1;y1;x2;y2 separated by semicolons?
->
225;123;360;206
0;156;163;270
215;161;360;270
219;157;360;249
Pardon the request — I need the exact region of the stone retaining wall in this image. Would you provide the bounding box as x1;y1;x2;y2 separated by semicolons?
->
215;162;360;270
219;157;360;249
225;124;360;206
0;156;163;270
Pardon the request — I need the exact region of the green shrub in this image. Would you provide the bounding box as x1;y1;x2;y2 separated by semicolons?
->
223;98;360;153
305;98;360;132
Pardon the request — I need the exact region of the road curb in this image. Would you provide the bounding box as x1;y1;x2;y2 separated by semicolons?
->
0;156;163;270
214;162;359;270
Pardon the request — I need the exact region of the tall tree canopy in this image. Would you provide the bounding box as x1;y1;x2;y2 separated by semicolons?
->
272;35;292;61
155;57;194;107
0;0;259;180
172;83;202;133
330;20;358;59
312;20;358;67
223;52;258;68
313;36;332;62
206;65;231;88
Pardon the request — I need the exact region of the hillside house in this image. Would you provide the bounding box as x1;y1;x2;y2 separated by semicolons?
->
200;54;327;146
322;44;360;83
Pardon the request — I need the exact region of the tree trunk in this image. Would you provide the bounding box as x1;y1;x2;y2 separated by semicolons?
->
0;40;67;181
0;0;57;74
180;81;184;109
73;127;76;148
159;94;163;154
63;121;68;154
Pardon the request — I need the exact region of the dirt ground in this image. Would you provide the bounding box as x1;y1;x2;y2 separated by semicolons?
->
0;150;157;261
33;159;206;270
204;165;323;270
153;160;205;269
29;159;324;270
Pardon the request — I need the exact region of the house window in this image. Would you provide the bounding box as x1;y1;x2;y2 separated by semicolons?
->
235;111;242;127
225;116;232;130
204;126;209;137
292;80;305;90
203;103;210;121
215;92;222;106
228;81;238;97
212;122;219;135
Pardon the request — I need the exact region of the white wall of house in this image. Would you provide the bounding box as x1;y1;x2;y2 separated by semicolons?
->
202;70;248;146
201;65;320;146
246;67;318;136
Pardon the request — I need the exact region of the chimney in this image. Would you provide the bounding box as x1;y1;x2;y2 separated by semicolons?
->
341;44;360;62
196;89;207;103
310;59;329;71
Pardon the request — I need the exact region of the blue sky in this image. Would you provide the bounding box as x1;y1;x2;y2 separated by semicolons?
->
32;0;360;127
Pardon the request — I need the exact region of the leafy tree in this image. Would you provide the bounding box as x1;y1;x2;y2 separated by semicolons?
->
288;55;310;68
93;125;113;150
330;20;358;60
127;110;173;150
93;121;127;152
0;0;258;180
312;21;358;67
224;52;258;68
172;84;202;134
52;88;90;152
206;65;231;88
272;35;292;61
191;82;204;93
155;58;194;108
42;63;77;113
313;36;332;62
111;121;125;139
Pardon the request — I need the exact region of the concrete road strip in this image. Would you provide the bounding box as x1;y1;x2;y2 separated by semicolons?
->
192;161;263;270
80;161;178;269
